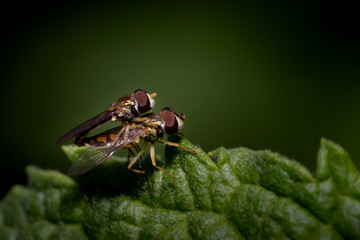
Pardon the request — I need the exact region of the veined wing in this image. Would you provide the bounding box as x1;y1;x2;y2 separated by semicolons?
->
68;146;118;176
56;110;113;144
68;126;145;176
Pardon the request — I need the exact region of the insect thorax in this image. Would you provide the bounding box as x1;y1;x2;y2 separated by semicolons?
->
110;103;136;122
141;127;160;143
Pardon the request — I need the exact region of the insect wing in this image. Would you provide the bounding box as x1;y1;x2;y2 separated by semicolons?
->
68;146;118;176
68;126;145;176
57;110;112;144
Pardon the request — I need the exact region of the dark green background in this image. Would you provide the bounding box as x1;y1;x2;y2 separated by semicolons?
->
1;1;359;198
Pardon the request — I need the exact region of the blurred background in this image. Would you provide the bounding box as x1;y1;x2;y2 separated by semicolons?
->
1;0;359;198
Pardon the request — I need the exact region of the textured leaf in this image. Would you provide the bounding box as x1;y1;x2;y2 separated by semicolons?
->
1;137;360;239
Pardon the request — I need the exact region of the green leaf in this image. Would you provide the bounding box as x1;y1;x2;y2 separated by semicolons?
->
1;137;360;239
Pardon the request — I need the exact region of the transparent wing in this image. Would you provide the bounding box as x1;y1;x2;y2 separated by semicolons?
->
68;146;118;176
68;126;145;176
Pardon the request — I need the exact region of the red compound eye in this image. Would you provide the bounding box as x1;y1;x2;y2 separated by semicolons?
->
161;108;179;134
134;89;150;113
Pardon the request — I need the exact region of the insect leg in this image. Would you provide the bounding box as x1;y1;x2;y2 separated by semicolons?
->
134;143;141;153
134;116;150;122
150;144;175;184
127;148;136;162
128;142;148;174
127;143;142;167
127;145;151;194
144;173;152;196
157;139;197;153
111;124;128;146
133;144;143;168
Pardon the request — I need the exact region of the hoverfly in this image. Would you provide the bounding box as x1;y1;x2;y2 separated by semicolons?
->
56;89;156;146
68;107;196;183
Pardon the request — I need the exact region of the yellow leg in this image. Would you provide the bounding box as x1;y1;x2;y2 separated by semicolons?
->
157;139;196;153
128;143;148;174
134;117;151;123
150;144;175;184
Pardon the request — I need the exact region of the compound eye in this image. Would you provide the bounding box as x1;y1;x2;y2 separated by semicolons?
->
134;89;150;113
161;108;178;134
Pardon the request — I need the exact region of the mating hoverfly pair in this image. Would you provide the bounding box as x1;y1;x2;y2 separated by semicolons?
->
57;89;195;184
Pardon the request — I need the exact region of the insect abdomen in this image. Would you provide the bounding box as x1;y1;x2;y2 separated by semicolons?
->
85;132;117;147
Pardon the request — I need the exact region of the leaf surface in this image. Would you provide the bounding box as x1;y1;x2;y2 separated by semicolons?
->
1;137;359;239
